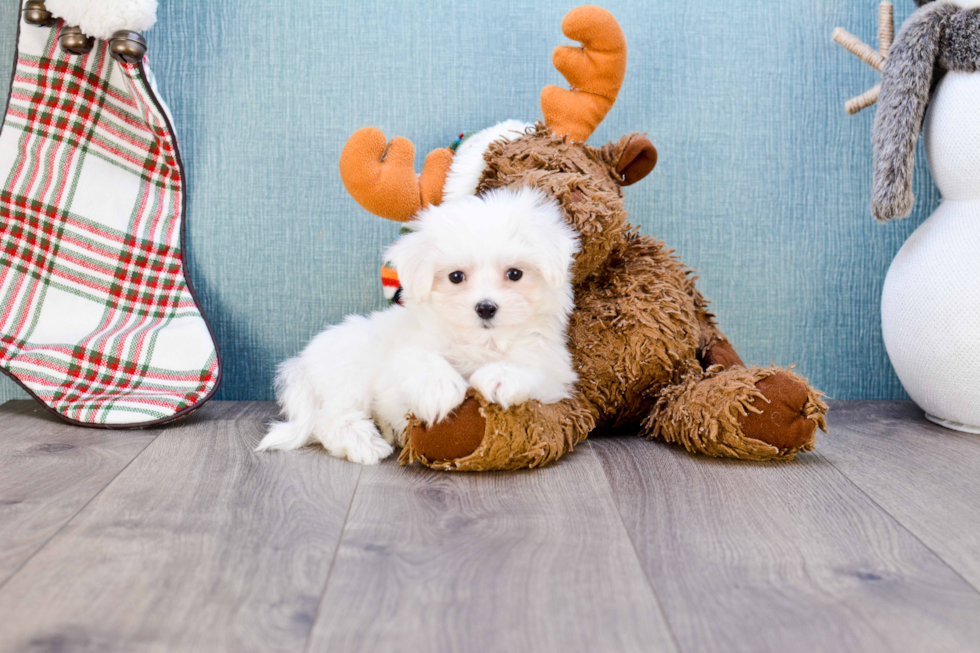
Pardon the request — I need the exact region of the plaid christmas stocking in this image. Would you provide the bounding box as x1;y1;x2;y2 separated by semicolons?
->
0;7;220;426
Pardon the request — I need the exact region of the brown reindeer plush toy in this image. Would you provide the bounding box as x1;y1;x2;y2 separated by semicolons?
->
339;5;828;471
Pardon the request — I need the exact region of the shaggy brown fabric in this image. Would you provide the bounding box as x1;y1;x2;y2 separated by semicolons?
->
401;393;596;471
645;366;827;461
403;124;828;470
479;126;630;284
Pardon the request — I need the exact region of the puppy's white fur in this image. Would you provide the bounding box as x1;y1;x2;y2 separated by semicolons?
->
45;0;158;40
257;187;579;464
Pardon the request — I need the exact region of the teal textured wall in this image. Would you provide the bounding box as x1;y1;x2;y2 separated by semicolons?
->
0;1;937;403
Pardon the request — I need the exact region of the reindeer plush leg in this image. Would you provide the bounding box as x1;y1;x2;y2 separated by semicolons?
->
644;343;827;461
400;393;596;472
400;351;826;468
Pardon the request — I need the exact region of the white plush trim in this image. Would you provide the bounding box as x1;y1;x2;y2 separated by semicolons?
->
45;0;158;40
442;120;533;203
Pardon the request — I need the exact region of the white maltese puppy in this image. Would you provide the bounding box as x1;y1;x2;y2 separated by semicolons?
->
256;187;579;464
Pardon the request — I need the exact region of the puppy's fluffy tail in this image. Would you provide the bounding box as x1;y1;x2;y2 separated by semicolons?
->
256;358;317;452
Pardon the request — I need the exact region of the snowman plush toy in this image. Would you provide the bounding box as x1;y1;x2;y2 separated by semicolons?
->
837;0;980;432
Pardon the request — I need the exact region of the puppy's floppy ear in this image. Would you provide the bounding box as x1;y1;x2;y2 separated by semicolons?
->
384;227;436;302
517;188;581;288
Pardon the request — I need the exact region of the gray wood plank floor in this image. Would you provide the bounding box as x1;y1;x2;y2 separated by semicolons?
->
0;399;978;653
0;402;157;587
821;402;980;590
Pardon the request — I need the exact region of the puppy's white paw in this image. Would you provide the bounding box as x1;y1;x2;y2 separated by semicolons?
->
470;363;532;409
318;418;393;465
409;368;468;426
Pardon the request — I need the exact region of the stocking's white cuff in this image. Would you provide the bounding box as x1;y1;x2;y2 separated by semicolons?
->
44;0;158;40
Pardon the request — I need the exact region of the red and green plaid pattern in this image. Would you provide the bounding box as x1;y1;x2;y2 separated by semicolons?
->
0;15;219;426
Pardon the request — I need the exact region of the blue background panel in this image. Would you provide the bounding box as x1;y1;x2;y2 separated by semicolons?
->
0;1;936;403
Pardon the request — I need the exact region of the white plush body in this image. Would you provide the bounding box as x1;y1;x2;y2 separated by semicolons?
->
442;120;532;202
257;187;579;463
45;0;158;40
881;70;980;431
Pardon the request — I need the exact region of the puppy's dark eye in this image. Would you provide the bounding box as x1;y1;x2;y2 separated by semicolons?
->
449;271;465;284
506;268;523;282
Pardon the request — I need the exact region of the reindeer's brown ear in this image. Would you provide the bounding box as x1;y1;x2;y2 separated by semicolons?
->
615;135;657;186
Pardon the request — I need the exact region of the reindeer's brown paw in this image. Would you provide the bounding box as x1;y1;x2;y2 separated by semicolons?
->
408;397;486;462
739;372;818;452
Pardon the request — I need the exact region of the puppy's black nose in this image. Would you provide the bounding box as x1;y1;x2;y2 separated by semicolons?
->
475;300;497;320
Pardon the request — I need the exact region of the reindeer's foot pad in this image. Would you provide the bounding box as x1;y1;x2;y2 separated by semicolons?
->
403;396;486;464
400;393;596;472
739;372;824;452
646;366;828;461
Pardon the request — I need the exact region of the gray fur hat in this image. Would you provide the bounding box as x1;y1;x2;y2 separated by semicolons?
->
872;1;980;221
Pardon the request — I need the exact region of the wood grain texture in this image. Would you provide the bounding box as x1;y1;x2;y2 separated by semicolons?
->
592;435;980;653
3;400;979;652
822;401;980;590
306;447;678;653
0;401;157;587
0;402;360;653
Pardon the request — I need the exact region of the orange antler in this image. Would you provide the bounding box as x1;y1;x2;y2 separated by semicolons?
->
541;5;627;142
339;128;454;222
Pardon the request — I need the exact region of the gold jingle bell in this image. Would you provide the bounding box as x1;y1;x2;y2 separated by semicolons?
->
109;31;147;64
59;26;95;56
23;0;56;27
